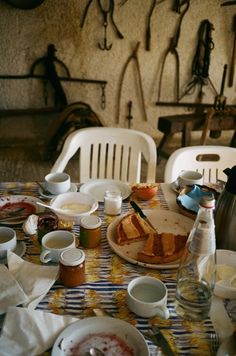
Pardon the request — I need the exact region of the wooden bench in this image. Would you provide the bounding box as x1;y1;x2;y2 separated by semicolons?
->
157;111;236;162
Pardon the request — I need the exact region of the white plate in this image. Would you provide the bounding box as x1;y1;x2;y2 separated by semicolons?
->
107;209;194;269
38;183;77;199
80;179;132;202
0;195;45;225
52;316;149;356
0;241;26;264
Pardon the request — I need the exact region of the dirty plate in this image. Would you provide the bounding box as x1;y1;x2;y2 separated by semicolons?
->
107;209;193;269
52;316;149;356
0;195;45;225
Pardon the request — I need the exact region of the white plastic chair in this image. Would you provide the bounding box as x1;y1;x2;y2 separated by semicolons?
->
51;127;157;183
164;145;236;183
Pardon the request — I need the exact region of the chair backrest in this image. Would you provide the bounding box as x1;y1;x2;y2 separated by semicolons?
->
164;145;236;183
51;127;157;183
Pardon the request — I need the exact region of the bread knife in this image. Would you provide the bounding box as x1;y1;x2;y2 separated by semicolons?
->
151;325;175;356
130;200;157;232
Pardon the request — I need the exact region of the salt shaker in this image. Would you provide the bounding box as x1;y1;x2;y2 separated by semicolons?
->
104;190;122;216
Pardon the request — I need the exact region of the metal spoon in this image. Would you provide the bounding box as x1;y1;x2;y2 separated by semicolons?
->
88;347;104;356
36;201;66;214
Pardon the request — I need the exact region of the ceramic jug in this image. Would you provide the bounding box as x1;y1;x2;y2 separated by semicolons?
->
215;166;236;251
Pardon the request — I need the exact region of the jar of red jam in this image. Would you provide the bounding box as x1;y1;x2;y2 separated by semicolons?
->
80;215;102;248
59;248;85;287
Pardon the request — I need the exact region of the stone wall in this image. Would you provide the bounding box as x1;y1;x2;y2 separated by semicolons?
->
0;0;235;139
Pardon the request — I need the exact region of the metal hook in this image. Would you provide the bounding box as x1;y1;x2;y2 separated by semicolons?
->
98;0;113;50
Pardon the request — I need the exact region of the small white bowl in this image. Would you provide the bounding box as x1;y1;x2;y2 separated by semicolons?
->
214;249;236;299
50;192;98;224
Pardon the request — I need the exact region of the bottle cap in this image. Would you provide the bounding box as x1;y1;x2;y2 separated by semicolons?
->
60;248;85;266
199;195;215;209
80;215;102;229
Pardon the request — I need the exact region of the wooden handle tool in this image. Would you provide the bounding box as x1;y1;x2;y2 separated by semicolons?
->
229;14;236;87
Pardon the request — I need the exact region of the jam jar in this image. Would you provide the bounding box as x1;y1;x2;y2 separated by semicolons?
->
59;248;85;287
80;215;102;248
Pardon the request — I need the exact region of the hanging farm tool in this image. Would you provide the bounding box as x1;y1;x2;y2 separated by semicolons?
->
157;0;190;102
214;64;228;111
228;14;236;87
126;101;133;128
145;0;165;51
81;0;123;50
116;42;148;124
179;19;216;102
200;64;228;144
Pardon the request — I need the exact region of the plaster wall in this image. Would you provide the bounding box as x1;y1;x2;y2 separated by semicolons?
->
0;0;235;140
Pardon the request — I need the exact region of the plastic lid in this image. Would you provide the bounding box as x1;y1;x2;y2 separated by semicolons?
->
80;215;102;229
60;248;85;266
199;195;215;208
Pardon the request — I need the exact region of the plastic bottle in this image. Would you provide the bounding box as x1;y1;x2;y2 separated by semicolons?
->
175;195;216;321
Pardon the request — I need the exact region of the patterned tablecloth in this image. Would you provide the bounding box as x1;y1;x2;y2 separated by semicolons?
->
0;182;217;355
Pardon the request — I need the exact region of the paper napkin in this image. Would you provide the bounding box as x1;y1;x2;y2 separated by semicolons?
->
0;265;29;315
7;251;59;309
0;306;78;356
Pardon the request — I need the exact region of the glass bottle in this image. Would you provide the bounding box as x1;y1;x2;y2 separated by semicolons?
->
175;195;216;321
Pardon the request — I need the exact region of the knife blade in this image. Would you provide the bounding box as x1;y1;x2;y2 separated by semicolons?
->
151;325;175;356
130;200;157;232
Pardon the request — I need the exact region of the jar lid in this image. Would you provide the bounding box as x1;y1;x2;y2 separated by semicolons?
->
80;215;102;229
60;248;85;266
199;195;215;208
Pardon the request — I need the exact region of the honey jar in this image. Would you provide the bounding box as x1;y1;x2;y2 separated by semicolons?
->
79;215;102;248
59;248;85;287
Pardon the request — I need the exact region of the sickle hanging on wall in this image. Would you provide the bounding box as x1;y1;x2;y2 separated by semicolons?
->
4;0;45;10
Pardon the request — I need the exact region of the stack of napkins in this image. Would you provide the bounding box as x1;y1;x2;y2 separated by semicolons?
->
0;251;78;355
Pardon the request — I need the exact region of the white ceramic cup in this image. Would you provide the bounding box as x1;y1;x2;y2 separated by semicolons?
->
0;227;17;259
178;170;203;188
127;276;169;319
44;172;71;195
40;230;76;263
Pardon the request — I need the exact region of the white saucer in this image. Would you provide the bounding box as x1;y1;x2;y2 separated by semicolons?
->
38;183;77;199
0;241;26;264
170;180;181;193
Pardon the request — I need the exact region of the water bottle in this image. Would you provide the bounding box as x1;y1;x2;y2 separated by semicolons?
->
175;195;216;321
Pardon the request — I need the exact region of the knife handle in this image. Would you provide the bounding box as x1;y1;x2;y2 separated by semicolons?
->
130;201;147;218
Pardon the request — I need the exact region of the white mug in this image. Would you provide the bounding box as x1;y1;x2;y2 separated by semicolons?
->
127;276;169;319
178;170;203;188
44;172;71;195
40;230;76;263
0;227;17;259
